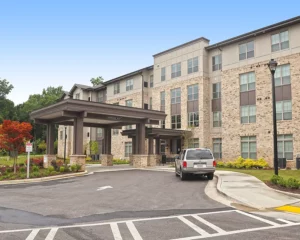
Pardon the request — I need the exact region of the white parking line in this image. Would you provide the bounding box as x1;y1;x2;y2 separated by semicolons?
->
177;216;209;237
45;228;58;240
235;210;279;226
111;223;123;240
192;215;226;233
277;218;294;224
25;229;40;240
126;221;143;240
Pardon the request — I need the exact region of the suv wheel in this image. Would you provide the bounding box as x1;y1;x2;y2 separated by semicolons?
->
180;168;187;181
207;173;214;180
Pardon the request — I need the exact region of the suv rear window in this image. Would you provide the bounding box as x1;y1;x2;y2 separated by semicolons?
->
186;149;213;160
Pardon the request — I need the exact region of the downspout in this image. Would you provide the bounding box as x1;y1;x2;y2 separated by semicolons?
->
140;73;144;108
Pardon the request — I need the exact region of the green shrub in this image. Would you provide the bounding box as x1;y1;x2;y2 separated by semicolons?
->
48;166;55;173
286;178;300;189
113;159;130;165
9;175;17;180
30;172;41;178
32;166;40;172
50;171;58;176
59;166;65;173
271;175;282;185
19;173;26;179
216;161;225;167
75;164;82;172
71;165;77;172
217;157;269;169
19;167;26;173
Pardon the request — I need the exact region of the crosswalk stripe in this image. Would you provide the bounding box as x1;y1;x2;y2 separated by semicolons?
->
277;218;294;224
25;229;40;240
111;223;123;240
45;228;58;240
192;215;226;233
177;216;209;237
235;210;279;226
126;221;143;240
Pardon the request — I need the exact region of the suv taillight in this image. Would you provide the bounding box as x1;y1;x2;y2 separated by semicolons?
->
213;160;216;167
183;161;187;168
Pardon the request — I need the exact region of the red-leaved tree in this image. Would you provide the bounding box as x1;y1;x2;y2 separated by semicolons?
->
0;120;33;173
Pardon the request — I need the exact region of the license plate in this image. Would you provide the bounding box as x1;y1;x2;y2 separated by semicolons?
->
194;164;206;168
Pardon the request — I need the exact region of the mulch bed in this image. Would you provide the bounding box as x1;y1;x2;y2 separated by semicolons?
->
265;181;300;194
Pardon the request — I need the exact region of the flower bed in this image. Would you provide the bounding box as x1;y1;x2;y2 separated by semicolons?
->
217;157;269;169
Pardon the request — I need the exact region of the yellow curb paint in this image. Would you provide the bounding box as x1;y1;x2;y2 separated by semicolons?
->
276;205;300;214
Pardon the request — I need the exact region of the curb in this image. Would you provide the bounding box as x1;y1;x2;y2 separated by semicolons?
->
0;171;88;185
261;182;300;199
214;173;263;210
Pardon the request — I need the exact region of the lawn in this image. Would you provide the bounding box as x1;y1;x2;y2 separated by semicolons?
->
217;167;300;182
0;155;44;166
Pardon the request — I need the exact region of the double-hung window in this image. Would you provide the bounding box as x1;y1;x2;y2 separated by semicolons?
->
278;134;293;160
187;84;198;101
213;138;222;159
213;83;221;99
114;82;120;94
171;115;181;129
213;111;222;127
275;64;291;86
239;41;254;60
241;136;257;159
240;72;255;92
171;88;181;104
188;57;198;74
241;105;256;123
171;63;181;78
276;100;292;120
161;67;166;81
272;31;289;52
126;79;133;91
212;55;222;71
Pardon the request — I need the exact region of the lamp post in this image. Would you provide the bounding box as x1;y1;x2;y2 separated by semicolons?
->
64;126;67;164
268;59;278;175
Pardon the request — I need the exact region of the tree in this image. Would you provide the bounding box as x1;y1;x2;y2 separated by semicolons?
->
90;76;104;86
0;78;14;99
0;120;32;173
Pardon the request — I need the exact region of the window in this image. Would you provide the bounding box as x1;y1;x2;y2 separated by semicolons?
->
241;136;257;159
188;112;199;127
60;131;63;140
171;88;181;104
97;91;104;102
213;138;222;159
276;100;292;120
150;75;153;88
186;149;213;160
171;62;181;78
239;41;254;60
240;72;255;92
278;134;293;160
161;67;166;81
187;84;198;101
144;81;148;88
171;115;181;129
272;31;289;52
149;97;152;110
114;82;120;94
213;112;222;127
161;120;165;129
212;55;222;71
97;128;103;138
188;138;199;148
125;142;132;157
125;99;133;107
160;140;166;154
75;93;80;99
113;129;119;135
144;103;148;109
126;79;133;91
275;64;291;86
160;91;165;107
213;83;221;99
125;125;132;130
188;57;198;74
241;105;256;123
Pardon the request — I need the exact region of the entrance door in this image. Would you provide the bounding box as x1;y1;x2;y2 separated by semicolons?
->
176;139;181;154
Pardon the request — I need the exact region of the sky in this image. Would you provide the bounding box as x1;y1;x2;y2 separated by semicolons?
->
1;0;299;105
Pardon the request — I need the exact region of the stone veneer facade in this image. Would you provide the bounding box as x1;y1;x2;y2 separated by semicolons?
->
56;17;300;168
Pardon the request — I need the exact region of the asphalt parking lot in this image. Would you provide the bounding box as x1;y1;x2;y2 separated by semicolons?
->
1;169;300;240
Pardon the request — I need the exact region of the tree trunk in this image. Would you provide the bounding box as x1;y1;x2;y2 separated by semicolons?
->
14;156;17;174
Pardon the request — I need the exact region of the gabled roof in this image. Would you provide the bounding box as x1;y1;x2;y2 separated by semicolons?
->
206;16;300;50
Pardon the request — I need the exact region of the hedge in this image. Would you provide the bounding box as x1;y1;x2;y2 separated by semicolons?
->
217;157;269;169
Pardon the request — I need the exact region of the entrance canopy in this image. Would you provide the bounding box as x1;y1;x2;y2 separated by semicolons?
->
30;99;166;128
122;127;188;139
30;99;167;156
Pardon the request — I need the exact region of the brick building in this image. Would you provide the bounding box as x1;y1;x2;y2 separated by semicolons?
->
57;16;300;167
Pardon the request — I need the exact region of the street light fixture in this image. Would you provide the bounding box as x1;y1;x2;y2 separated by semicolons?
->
268;59;278;175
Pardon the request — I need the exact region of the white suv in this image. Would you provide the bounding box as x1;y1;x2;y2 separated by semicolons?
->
175;148;216;181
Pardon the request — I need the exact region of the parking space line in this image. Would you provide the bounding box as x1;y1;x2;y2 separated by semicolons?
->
192;215;226;233
111;223;123;240
235;210;280;226
126;221;143;240
25;229;40;240
170;222;300;240
177;216;209;237
45;228;58;240
277;218;294;224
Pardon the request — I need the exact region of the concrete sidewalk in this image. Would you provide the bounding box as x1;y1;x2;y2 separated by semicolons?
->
215;170;300;210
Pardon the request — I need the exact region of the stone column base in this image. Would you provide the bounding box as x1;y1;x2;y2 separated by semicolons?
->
43;155;56;168
129;155;133;166
148;155;161;167
132;155;149;168
70;155;86;171
101;154;113;166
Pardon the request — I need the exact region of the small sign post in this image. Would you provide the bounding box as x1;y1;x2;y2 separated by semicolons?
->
26;142;33;179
